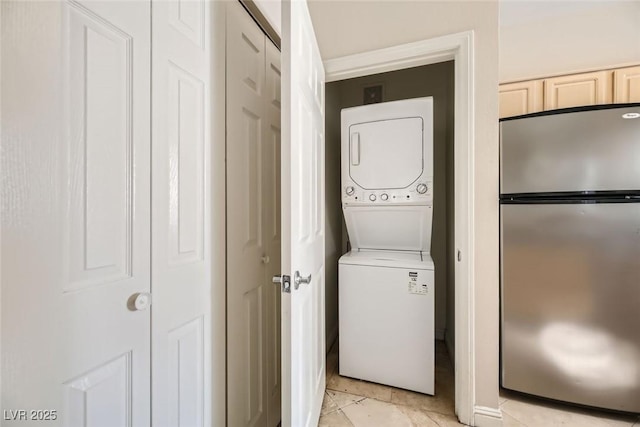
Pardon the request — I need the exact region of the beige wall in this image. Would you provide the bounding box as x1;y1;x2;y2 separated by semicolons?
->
500;1;640;82
325;63;455;349
310;0;501;415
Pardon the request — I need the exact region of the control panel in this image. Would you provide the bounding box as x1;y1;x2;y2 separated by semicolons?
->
342;181;433;205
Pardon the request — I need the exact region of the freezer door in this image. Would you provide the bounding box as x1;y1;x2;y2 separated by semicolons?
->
500;105;640;194
501;202;640;412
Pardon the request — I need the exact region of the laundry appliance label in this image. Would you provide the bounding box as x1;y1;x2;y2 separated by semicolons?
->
408;271;428;295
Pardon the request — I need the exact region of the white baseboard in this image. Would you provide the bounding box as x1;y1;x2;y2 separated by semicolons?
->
473;406;502;427
326;322;338;353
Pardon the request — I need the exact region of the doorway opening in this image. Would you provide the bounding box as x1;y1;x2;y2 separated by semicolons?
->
318;30;478;426
322;60;457;413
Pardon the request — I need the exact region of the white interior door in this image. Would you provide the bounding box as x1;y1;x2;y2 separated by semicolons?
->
151;0;211;426
281;0;326;425
1;1;151;424
226;2;282;425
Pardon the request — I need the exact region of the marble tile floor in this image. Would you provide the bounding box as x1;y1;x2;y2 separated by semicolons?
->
319;340;640;427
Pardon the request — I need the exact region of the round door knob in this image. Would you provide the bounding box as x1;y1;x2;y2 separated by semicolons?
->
416;183;428;194
369;194;376;201
261;255;270;264
128;292;152;311
345;186;355;196
380;193;389;201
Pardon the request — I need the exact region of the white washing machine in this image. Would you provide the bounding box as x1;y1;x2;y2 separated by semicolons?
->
338;97;435;394
339;250;434;394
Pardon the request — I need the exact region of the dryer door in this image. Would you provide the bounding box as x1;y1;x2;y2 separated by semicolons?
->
348;117;424;190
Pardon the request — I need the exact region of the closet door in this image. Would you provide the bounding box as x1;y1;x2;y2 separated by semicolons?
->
264;39;283;427
151;0;211;426
226;2;281;426
1;1;151;424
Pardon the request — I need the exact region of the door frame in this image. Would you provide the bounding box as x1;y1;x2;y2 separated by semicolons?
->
324;31;493;426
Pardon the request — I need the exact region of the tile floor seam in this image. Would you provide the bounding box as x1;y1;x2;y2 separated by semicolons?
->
507;412;531;427
423;410;446;427
500;406;530;427
336;396;367;413
391;400;457;419
322;391;339;416
337;409;356;427
357;396;459;424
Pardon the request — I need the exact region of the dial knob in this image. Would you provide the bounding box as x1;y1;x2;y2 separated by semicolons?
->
416;183;428;194
369;194;377;202
345;186;355;196
380;193;389;201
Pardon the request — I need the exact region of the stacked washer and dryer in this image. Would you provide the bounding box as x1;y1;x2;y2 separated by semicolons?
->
338;97;435;395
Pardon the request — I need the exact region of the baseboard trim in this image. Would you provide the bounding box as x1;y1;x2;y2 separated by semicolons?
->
473;405;502;427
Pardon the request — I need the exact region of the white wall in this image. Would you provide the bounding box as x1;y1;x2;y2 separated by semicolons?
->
309;0;501;420
500;1;640;82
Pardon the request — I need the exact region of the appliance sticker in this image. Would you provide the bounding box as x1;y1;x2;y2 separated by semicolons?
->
408;271;428;295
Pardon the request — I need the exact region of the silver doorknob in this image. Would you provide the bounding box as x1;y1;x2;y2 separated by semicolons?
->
294;270;312;289
262;255;270;264
128;292;152;311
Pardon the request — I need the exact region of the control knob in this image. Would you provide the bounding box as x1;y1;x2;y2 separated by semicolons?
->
369;194;377;202
345;186;355;196
416;183;428;194
380;193;389;201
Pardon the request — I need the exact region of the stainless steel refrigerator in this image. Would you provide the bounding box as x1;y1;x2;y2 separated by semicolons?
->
500;104;640;413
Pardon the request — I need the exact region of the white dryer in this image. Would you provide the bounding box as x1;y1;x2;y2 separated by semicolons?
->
338;97;435;394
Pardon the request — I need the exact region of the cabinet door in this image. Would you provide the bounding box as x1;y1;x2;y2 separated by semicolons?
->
544;71;612;110
613;65;640;103
499;80;543;118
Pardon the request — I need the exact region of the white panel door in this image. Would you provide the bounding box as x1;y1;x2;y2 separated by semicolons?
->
1;1;151;425
151;0;211;426
281;0;326;426
226;2;282;426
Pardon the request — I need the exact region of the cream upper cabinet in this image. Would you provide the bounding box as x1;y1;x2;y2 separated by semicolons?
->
499;80;543;118
543;70;612;110
499;66;639;118
613;65;640;103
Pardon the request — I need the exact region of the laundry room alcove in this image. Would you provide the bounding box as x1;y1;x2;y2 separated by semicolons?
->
323;61;457;398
